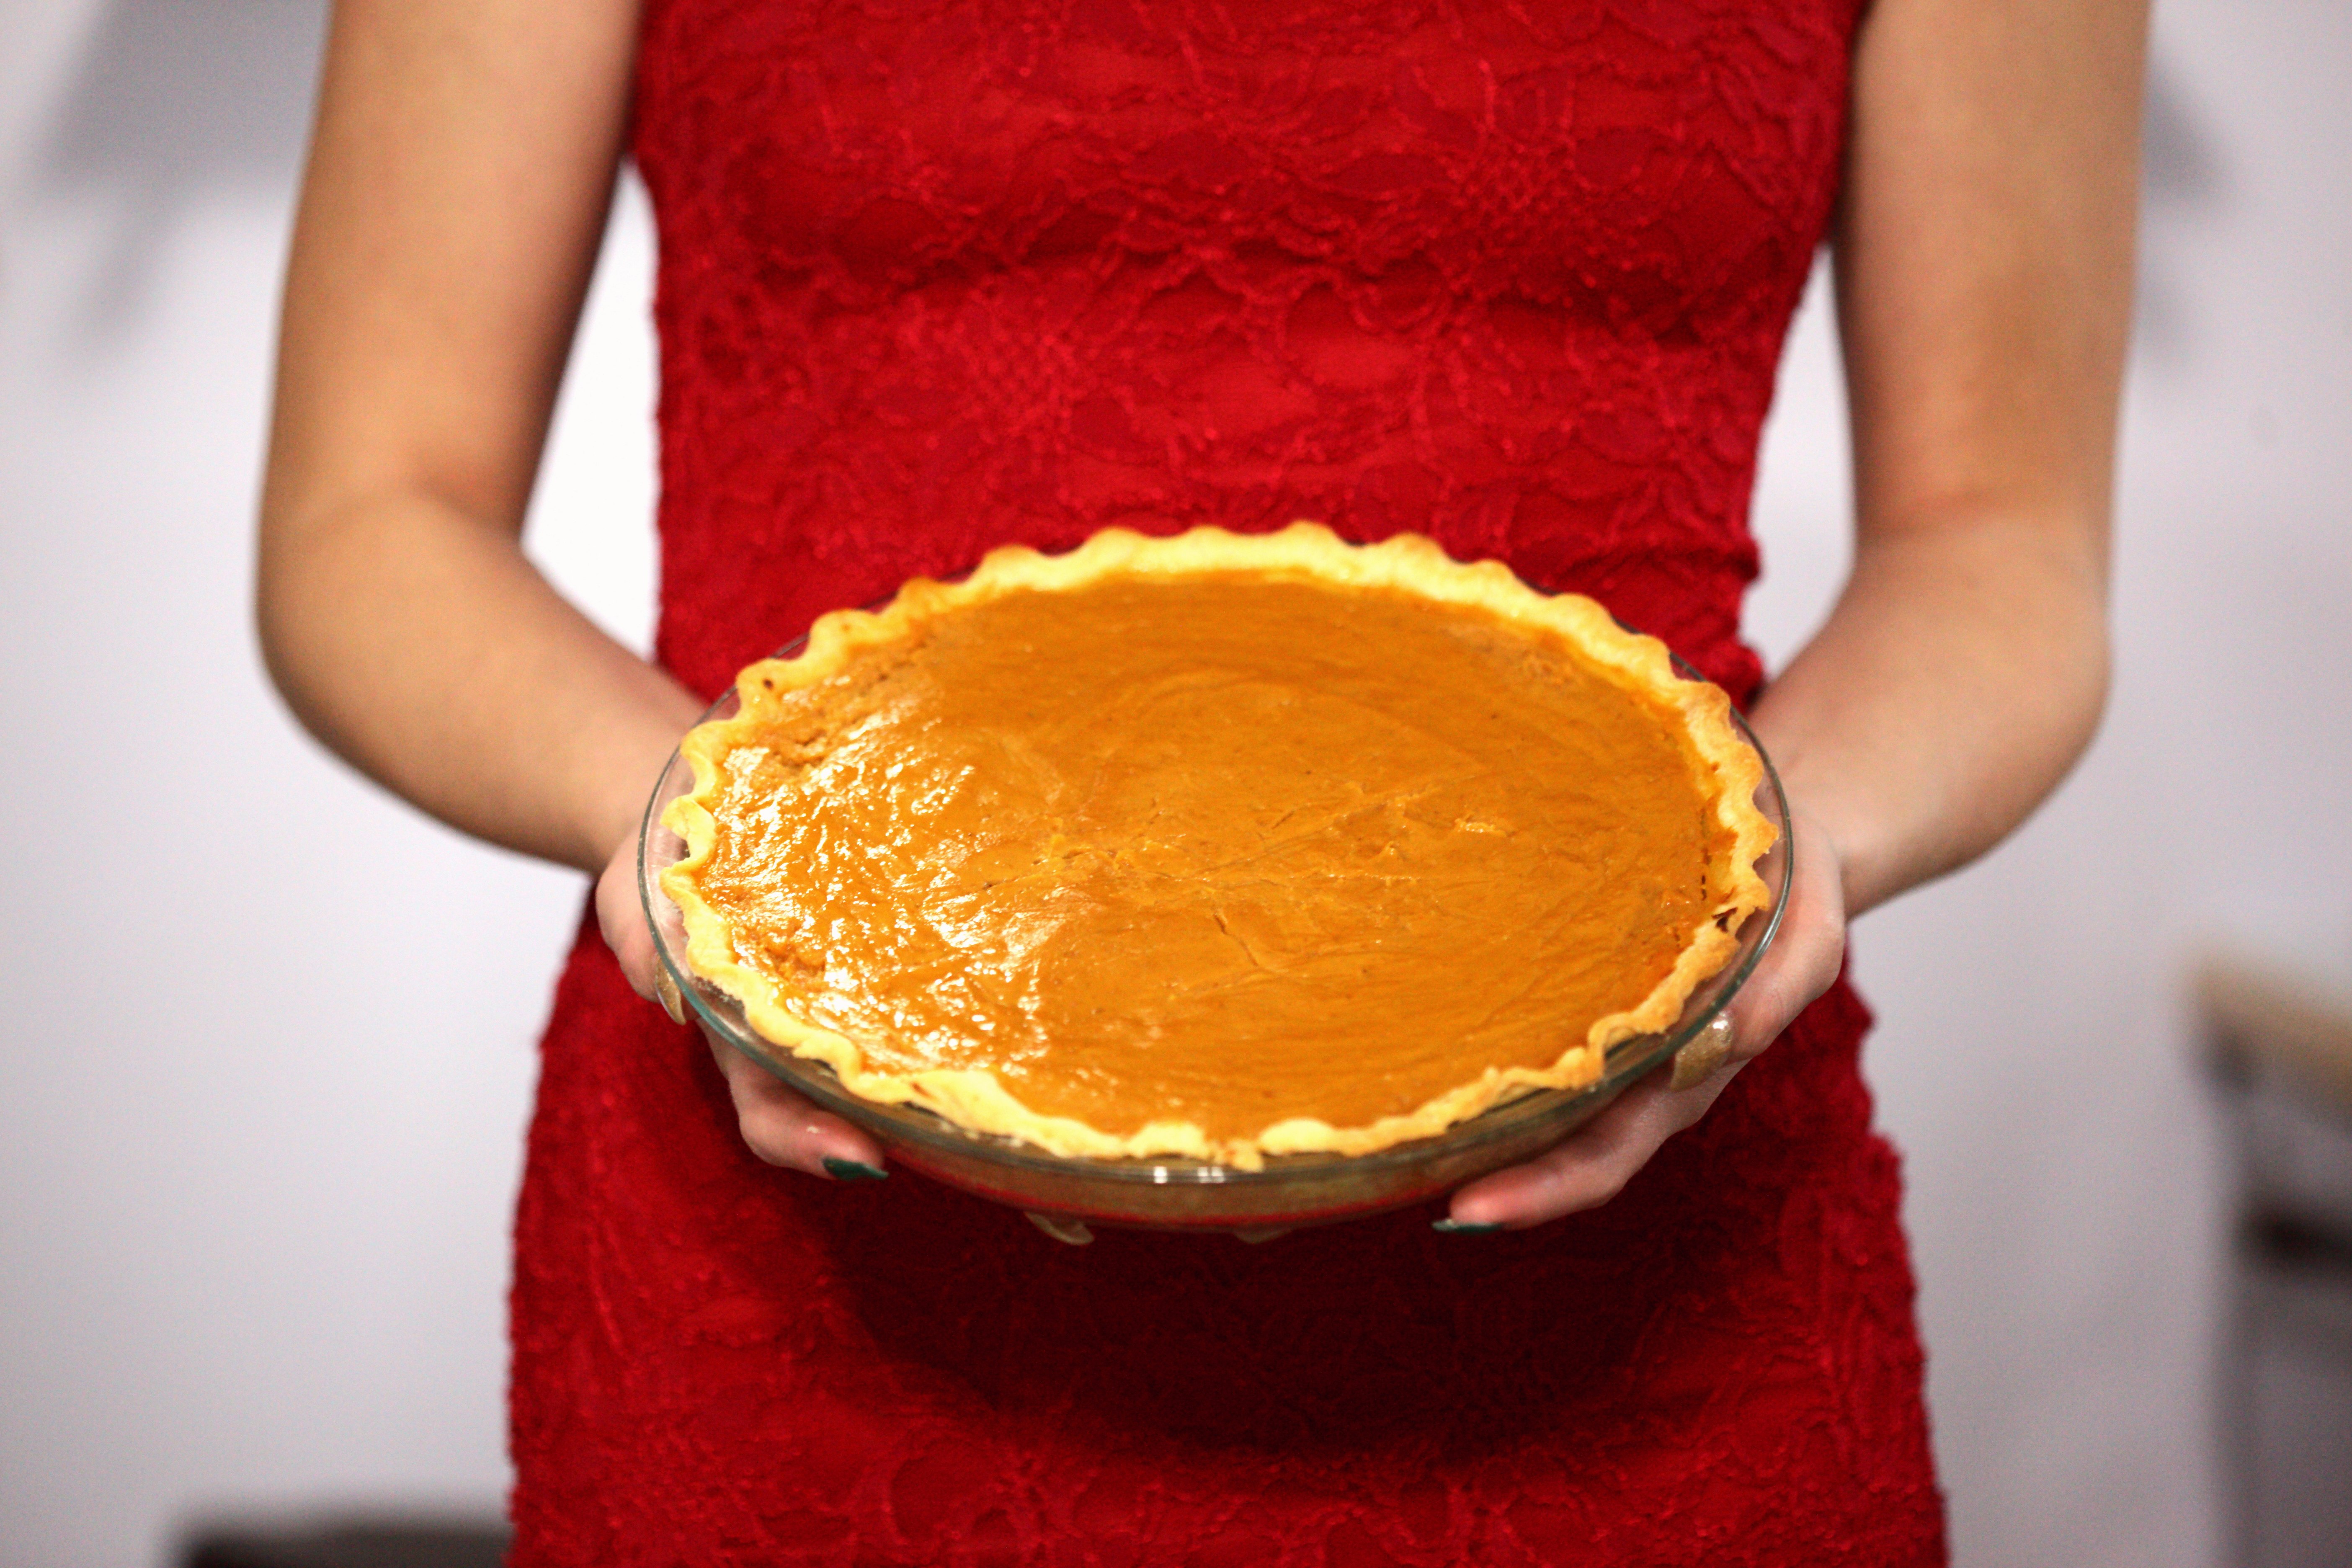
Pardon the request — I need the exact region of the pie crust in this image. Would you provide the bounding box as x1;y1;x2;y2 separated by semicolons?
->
660;523;1776;1169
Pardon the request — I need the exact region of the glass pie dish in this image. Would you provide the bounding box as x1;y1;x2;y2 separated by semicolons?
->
640;671;1789;1235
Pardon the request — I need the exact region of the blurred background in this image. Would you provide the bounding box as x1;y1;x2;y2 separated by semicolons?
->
2;0;2347;1563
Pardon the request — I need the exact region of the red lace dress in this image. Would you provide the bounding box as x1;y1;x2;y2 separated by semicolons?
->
509;2;1947;1561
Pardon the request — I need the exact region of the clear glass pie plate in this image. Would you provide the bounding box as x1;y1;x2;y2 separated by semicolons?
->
640;673;1789;1235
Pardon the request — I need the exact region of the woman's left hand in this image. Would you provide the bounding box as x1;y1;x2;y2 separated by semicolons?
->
1436;806;1847;1230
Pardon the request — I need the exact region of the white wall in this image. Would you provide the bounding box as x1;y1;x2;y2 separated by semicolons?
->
1;3;2345;1565
0;4;653;1563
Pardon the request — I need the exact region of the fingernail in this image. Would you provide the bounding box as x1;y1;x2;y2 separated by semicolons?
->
822;1158;888;1182
1026;1212;1095;1246
652;963;687;1026
1431;1218;1502;1234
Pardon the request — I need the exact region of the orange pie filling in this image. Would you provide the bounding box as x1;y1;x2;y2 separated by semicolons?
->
662;526;1774;1168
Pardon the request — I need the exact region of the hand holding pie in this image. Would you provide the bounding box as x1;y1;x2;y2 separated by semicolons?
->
598;831;889;1182
1439;801;1845;1229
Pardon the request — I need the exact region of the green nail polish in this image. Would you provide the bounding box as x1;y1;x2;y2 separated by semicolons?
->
1432;1218;1502;1234
823;1157;888;1182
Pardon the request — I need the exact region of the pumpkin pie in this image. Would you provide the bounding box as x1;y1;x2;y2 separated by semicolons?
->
660;524;1775;1170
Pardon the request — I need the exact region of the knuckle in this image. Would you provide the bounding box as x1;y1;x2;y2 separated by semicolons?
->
1589;1163;1632;1207
742;1117;805;1170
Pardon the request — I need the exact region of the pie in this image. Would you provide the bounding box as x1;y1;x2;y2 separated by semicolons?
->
660;523;1776;1170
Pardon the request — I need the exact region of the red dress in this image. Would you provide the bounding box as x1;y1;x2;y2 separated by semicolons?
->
510;1;1947;1561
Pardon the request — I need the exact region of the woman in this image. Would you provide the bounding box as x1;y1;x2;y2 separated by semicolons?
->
258;0;2144;1560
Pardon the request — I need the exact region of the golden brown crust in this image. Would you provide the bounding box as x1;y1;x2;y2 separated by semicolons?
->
660;522;1777;1168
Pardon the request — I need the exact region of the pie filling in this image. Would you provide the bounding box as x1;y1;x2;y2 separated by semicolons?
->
671;535;1764;1162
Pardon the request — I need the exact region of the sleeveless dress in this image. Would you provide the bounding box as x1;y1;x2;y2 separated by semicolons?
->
509;2;1947;1561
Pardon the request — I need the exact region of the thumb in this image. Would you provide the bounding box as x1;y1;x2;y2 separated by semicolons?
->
594;841;673;1014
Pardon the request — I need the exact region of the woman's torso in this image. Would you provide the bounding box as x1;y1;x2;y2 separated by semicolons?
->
630;0;1853;701
504;4;1946;1562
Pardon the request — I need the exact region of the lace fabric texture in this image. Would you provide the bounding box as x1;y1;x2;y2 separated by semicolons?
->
508;1;1947;1561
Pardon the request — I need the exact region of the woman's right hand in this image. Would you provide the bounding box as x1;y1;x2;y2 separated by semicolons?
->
594;833;891;1183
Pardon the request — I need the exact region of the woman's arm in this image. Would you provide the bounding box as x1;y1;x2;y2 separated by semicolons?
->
1771;0;2143;914
259;0;884;1177
259;0;693;873
1443;0;2148;1228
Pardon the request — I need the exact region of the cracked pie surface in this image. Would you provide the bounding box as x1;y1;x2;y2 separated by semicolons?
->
660;524;1775;1169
